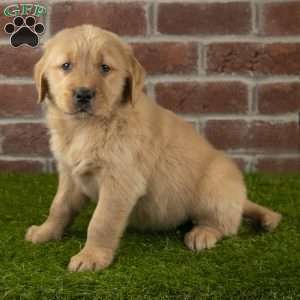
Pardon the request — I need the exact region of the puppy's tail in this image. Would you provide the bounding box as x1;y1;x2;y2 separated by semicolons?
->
243;199;282;232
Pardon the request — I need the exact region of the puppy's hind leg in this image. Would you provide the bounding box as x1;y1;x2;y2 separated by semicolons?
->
184;225;223;251
243;199;282;232
184;198;243;251
185;170;244;251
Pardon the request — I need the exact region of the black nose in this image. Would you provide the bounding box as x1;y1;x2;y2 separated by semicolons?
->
73;87;96;106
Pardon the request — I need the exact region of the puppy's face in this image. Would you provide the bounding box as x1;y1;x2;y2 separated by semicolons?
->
35;25;145;118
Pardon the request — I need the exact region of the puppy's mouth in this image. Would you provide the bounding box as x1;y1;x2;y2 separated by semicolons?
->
47;94;95;117
65;108;94;116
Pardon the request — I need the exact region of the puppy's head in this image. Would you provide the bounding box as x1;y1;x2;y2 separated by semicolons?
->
34;25;145;117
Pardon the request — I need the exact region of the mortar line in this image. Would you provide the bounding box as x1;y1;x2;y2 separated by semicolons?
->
152;1;158;35
256;0;263;36
44;0;52;41
227;152;300;158
197;43;204;75
0;118;45;124
147;75;300;84
180;114;298;122
1;75;300;85
0;78;34;84
251;82;258;114
123;35;300;43
247;82;253;115
144;1;152;37
0;155;50;161
251;0;258;35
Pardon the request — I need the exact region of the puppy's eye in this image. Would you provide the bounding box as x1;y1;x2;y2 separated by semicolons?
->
100;64;110;74
61;63;72;71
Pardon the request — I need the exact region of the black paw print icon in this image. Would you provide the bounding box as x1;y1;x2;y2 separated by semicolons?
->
4;16;44;47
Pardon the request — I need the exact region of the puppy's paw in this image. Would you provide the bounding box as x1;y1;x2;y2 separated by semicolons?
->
25;224;62;244
184;226;220;251
262;211;282;232
68;246;113;272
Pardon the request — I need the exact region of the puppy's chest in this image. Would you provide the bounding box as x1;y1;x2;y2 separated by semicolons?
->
51;130;104;199
52;129;101;166
73;165;100;201
51;128;135;200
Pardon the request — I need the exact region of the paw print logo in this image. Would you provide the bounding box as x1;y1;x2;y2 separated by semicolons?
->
4;16;44;48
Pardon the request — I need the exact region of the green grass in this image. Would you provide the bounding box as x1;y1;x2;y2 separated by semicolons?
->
0;173;299;300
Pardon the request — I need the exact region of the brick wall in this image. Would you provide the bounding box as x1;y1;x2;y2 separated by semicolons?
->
0;0;299;173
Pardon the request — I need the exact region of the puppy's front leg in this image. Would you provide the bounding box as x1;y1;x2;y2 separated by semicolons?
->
25;168;88;243
68;178;143;272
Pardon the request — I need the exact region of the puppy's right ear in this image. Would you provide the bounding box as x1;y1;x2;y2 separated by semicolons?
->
34;55;48;103
123;54;145;105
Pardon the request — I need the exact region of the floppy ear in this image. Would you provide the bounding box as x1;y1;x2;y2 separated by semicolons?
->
124;55;145;105
34;55;48;103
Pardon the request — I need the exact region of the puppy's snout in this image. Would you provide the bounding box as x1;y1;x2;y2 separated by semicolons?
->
73;87;96;107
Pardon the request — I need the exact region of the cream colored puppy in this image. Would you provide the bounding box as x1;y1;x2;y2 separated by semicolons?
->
25;25;281;272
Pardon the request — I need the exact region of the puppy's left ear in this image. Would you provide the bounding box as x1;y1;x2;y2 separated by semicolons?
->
124;54;145;105
34;55;48;103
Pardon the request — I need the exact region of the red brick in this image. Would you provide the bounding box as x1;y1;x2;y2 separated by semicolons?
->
155;82;247;114
261;2;300;36
0;123;50;156
206;120;247;150
205;120;299;152
0;160;45;172
257;82;300;114
0;85;40;117
256;158;300;172
207;43;300;75
133;43;197;75
51;2;146;36
157;2;251;35
0;46;42;77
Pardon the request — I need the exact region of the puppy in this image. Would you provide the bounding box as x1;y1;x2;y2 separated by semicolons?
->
25;25;282;272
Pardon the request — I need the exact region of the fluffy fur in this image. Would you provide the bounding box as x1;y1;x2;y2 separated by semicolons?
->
25;25;282;272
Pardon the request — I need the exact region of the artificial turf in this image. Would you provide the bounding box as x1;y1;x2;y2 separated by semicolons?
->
0;173;299;300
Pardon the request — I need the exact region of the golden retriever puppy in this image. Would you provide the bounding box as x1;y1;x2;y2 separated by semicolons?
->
25;25;282;272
